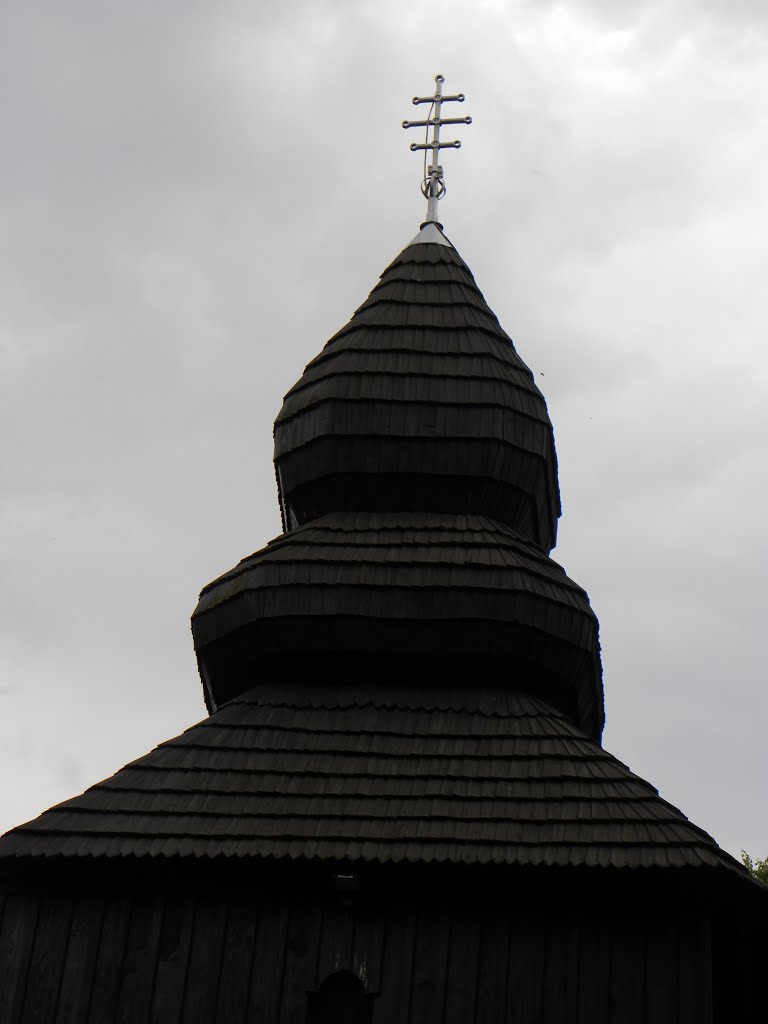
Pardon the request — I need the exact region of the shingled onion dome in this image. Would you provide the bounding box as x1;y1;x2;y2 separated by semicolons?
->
274;223;561;554
194;512;603;737
192;225;604;740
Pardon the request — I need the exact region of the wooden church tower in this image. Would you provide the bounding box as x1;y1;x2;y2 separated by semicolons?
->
1;76;764;1022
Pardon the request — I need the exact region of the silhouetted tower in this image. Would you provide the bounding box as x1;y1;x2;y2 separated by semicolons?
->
0;76;764;1022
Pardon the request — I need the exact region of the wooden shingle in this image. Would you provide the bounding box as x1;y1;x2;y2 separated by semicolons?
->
0;685;745;878
191;512;603;734
274;227;560;550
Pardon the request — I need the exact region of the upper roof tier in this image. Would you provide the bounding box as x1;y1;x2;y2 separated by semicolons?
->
274;223;562;554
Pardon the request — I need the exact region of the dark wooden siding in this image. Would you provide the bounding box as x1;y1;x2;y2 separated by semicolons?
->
0;879;721;1023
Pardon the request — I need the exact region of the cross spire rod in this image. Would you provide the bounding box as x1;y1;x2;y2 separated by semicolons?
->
403;74;472;225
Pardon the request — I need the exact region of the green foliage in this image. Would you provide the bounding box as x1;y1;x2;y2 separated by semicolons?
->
740;850;768;885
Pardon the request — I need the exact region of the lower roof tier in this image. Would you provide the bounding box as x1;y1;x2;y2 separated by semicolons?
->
192;513;604;738
0;684;746;881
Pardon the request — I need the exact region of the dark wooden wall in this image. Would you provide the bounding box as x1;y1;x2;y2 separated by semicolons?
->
0;869;726;1023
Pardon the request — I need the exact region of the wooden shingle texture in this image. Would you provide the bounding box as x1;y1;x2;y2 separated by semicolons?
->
0;684;743;876
193;513;604;737
274;226;561;553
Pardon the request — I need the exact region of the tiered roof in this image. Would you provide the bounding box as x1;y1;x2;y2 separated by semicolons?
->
0;221;748;886
196;224;603;737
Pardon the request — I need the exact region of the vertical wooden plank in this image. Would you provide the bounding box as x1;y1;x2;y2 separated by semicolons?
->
351;908;386;994
87;894;133;1023
116;893;165;1023
247;902;290;1023
712;914;753;1021
444;911;480;1024
375;905;417;1022
280;901;324;1024
0;893;39;1024
181;895;229;1022
57;895;106;1023
316;901;355;983
541;916;581;1024
215;896;258;1024
644;918;677;1023
607;918;644;1024
150;895;197;1024
678;915;712;1024
564;916;583;1024
409;907;453;1024
506;912;545;1024
576;916;612;1024
21;894;74;1021
475;911;509;1024
0;890;7;950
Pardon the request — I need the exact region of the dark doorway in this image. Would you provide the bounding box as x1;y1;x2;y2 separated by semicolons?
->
306;971;375;1024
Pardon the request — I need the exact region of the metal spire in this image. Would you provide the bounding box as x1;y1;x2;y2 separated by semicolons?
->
403;74;472;226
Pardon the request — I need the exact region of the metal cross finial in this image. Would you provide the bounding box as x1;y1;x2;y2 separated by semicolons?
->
402;74;472;226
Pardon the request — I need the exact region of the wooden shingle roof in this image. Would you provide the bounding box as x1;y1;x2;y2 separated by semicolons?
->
192;513;603;737
6;220;744;900
0;685;744;877
274;225;560;552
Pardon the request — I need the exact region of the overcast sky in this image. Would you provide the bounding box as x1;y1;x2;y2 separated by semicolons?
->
2;0;767;863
